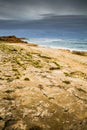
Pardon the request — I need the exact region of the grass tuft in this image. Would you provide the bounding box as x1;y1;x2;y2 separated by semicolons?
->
24;77;30;81
63;80;71;84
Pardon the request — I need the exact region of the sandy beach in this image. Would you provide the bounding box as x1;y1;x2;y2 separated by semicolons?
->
0;40;87;130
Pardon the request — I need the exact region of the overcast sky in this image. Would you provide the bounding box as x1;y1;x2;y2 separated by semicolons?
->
0;0;87;20
0;0;87;38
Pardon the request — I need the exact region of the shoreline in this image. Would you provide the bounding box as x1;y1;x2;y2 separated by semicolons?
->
0;35;87;52
7;40;87;56
25;41;87;52
25;41;87;56
37;44;87;52
25;37;87;52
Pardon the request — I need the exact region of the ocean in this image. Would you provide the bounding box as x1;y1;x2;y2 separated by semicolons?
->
0;29;87;51
27;38;87;51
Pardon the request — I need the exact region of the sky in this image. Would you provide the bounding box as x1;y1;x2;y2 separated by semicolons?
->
0;0;87;20
0;0;87;38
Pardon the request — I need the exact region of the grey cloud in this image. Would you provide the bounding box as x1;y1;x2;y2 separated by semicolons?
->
0;15;87;30
0;0;87;20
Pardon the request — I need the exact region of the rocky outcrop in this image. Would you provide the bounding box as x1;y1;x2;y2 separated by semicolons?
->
0;35;27;43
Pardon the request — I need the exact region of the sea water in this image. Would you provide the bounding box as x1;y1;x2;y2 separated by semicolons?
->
0;29;87;51
27;38;87;51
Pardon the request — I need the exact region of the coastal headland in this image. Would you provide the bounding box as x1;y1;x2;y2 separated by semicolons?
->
0;36;87;130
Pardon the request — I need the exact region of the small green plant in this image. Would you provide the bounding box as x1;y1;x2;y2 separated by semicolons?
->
32;61;42;68
7;78;14;82
5;90;14;93
63;80;71;84
53;61;61;69
12;68;18;71
49;66;60;70
69;71;87;79
3;97;15;100
16;75;20;79
24;77;30;81
39;54;51;59
15;58;21;65
64;72;69;76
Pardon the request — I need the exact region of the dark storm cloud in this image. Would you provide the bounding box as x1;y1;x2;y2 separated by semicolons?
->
0;0;87;31
0;0;87;20
0;15;87;31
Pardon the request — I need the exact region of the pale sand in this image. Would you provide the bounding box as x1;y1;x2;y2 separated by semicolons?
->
0;42;87;130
